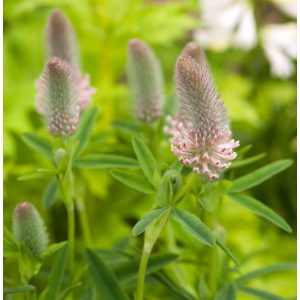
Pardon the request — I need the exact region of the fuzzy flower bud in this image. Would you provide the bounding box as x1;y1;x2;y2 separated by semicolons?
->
46;9;80;69
43;10;95;112
127;39;164;122
36;57;80;137
165;54;239;180
13;202;48;257
182;42;208;68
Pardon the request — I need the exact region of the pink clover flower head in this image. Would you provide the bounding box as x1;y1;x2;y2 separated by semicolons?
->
36;57;80;138
45;10;95;111
165;54;239;180
127;39;164;123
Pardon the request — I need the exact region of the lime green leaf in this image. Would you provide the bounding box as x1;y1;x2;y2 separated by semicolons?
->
85;249;129;300
113;253;178;283
216;239;240;266
58;282;82;300
42;177;58;208
22;133;52;158
230;153;266;169
17;172;46;181
73;154;139;169
132;208;168;237
237;285;285;300
215;284;236;300
112;120;142;135
110;170;155;194
74;107;99;158
236;263;296;283
171;208;215;246
230;160;293;192
236;144;252;156
198;275;210;300
4;285;36;295
41;241;68;259
4;226;19;257
132;137;161;186
227;194;292;233
40;244;68;300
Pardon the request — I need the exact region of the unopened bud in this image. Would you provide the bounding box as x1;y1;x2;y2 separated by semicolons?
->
127;39;164;123
13;202;48;257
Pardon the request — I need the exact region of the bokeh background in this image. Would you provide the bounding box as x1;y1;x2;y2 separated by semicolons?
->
4;0;296;298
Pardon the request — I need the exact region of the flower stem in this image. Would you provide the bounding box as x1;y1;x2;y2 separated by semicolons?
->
67;202;75;275
136;249;151;300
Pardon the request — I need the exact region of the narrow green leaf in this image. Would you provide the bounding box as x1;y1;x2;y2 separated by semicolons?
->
42;177;58;208
113;253;178;283
236;263;296;283
132;137;161;185
238;285;285;300
85;249;129;300
110;170;155;194
132;208;168;237
73;154;139;169
4;285;36;295
171;208;215;246
236;144;252;156
74;107;99;158
22;133;52;158
112;120;142;134
216;239;240;266
230;160;293;192
17;172;46;181
230;153;266;169
58;282;82;300
41;241;68;259
41;244;68;300
4;226;19;257
198;275;210;300
215;284;237;300
228;194;292;233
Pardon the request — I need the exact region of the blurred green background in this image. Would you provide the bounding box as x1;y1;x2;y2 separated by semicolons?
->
4;0;296;299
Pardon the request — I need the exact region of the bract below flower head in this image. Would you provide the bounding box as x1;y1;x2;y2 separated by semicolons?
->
165;54;239;180
36;57;80;137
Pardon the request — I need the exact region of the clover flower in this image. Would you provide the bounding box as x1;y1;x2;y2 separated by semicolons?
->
38;10;95;113
36;57;80;137
127;39;164;123
13;202;48;257
165;54;239;180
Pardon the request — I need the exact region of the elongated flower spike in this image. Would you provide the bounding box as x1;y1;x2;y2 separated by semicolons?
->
43;10;95;112
13;202;48;257
165;53;239;180
127;39;164;123
36;57;80;137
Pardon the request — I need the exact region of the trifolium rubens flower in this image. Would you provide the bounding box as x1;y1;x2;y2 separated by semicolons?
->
127;39;164;123
37;57;80;137
165;43;239;180
13;202;48;257
36;10;95;136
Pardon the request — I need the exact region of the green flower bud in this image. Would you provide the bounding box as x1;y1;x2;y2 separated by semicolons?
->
54;148;67;166
163;170;182;193
13;202;48;257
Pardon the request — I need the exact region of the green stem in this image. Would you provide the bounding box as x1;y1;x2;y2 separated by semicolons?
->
136;250;151;300
67;202;75;276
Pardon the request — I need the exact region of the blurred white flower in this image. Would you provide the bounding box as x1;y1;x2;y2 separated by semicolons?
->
261;23;297;78
194;0;297;78
195;0;257;51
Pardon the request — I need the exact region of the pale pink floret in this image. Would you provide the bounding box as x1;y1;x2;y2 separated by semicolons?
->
165;116;239;180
